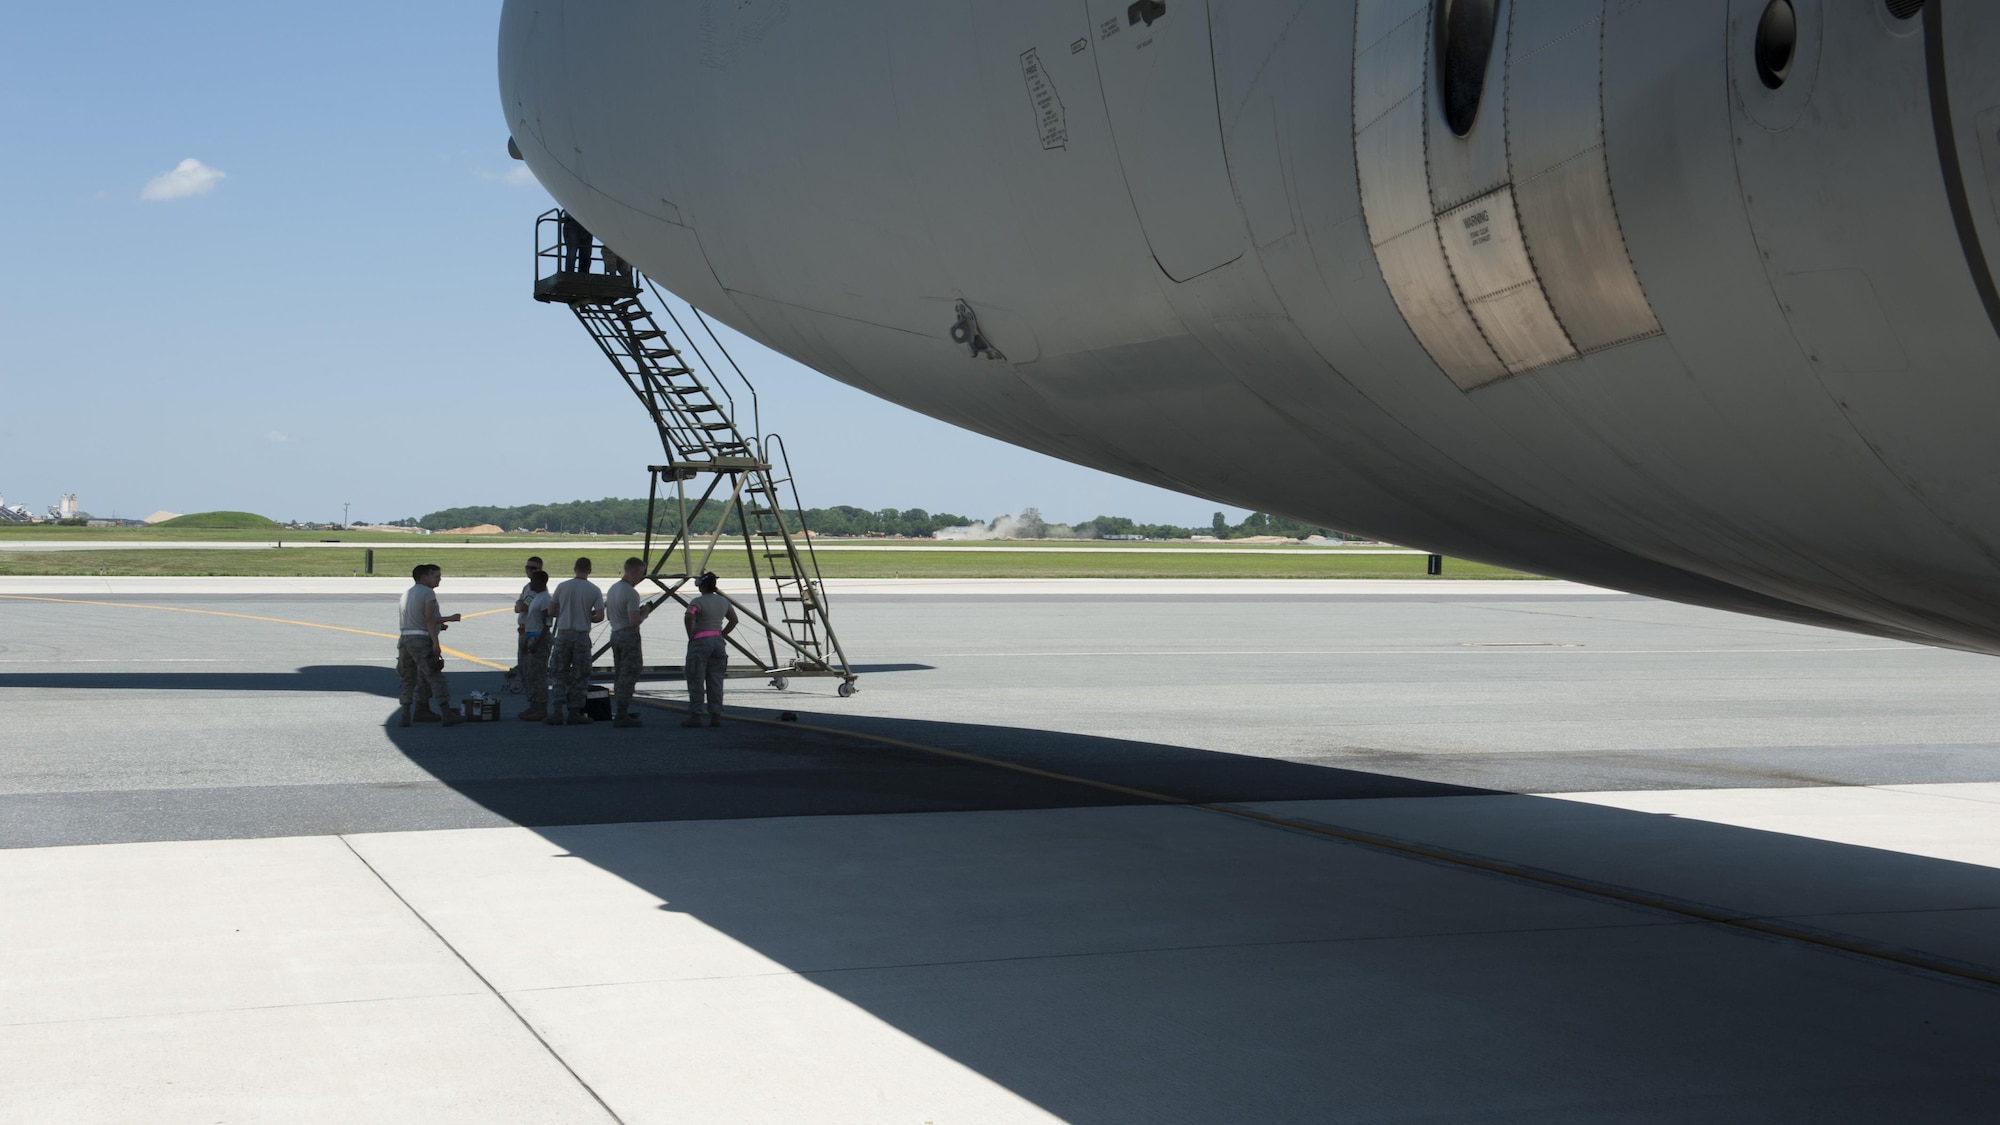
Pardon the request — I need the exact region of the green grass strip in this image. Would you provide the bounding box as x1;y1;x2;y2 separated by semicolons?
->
0;548;1538;580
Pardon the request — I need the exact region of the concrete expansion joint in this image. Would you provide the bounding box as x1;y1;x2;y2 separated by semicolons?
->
1189;803;2000;992
623;691;2000;992
334;836;628;1124
649;689;2000;995
498;918;1688;1000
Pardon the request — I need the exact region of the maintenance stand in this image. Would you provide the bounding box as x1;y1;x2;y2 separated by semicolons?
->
532;209;858;696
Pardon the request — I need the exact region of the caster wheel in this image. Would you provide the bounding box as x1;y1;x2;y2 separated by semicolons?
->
837;681;857;698
770;677;790;691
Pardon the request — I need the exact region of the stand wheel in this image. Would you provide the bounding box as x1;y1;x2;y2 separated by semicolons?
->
770;676;790;691
837;681;857;698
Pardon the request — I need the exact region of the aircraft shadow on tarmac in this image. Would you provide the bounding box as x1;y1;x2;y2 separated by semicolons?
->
10;663;1998;1115
364;670;2000;1120
372;668;1491;827
0;666;403;697
0;662;934;700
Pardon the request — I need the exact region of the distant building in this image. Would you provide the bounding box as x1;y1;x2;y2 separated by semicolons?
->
0;496;31;523
143;511;181;525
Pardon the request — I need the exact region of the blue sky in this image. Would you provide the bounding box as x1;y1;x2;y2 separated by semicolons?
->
0;2;1246;528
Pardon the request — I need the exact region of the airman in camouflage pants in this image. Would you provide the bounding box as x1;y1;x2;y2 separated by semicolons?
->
396;635;449;714
610;627;642;719
546;630;595;720
520;634;550;712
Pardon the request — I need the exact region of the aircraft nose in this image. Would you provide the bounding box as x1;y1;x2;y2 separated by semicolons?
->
495;2;692;229
497;0;551;164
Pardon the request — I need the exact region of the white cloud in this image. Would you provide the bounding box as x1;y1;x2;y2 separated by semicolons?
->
266;431;290;443
476;165;538;186
141;158;226;201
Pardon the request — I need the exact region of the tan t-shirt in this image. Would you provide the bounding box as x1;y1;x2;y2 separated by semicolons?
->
552;577;604;633
606;581;643;631
398;584;436;636
524;590;553;636
686;592;730;635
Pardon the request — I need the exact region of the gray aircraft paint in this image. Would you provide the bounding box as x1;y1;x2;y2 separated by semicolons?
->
499;0;2000;654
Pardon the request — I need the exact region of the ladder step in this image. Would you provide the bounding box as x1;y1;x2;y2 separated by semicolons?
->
564;280;850;677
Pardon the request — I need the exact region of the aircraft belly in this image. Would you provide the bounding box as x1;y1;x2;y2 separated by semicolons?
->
1729;0;2000;583
1085;0;1248;280
501;0;2000;652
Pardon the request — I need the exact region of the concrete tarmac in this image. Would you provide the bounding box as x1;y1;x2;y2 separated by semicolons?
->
3;578;1998;1121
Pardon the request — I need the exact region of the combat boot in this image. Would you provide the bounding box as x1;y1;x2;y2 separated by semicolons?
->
439;706;464;727
398;705;412;728
612;711;642;728
680;713;704;728
413;706;442;723
542;707;565;726
518;705;547;723
708;714;724;728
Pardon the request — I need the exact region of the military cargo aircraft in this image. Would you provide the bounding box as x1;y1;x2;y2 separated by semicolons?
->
499;1;2000;652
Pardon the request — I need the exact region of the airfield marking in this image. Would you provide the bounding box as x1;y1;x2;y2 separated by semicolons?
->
6;590;1992;989
0;594;509;670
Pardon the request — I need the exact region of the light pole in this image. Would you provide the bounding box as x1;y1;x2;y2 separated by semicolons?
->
343;502;350;528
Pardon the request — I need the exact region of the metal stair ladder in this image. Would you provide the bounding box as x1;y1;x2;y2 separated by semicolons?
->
532;209;857;694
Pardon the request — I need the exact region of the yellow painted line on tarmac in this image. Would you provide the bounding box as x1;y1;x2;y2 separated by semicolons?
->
640;697;1188;806
0;594;509;670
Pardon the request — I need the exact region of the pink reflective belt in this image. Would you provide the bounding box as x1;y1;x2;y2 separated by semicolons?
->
694;630;723;639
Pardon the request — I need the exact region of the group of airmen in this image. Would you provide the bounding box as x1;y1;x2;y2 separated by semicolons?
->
394;555;737;729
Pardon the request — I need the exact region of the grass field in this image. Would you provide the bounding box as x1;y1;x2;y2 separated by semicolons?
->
0;526;565;544
151;510;283;530
0;546;1535;580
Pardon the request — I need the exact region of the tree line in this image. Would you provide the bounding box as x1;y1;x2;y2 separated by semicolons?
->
403;499;1345;540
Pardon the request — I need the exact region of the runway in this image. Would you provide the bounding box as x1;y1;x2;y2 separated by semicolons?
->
0;539;1420;553
3;578;1999;1120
